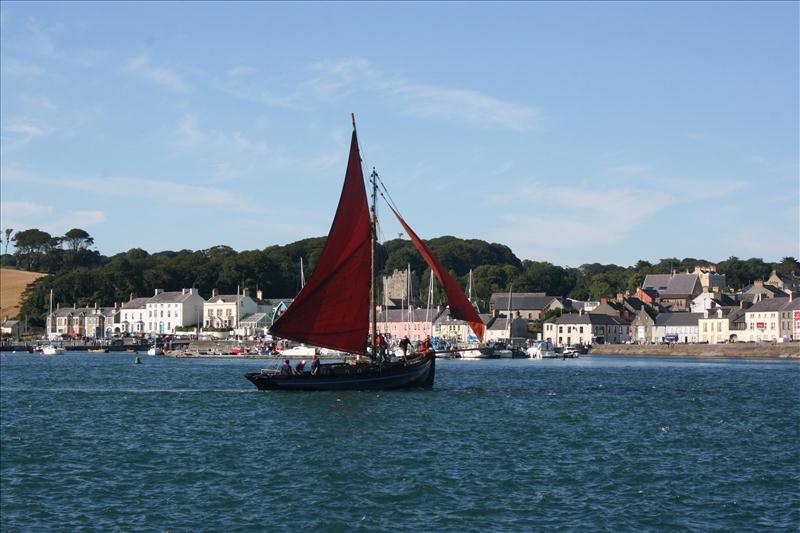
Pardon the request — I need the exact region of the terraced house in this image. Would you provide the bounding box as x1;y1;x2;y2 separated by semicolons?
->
543;313;629;347
742;297;794;342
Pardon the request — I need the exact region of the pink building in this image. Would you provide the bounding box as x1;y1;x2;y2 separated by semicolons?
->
377;307;444;342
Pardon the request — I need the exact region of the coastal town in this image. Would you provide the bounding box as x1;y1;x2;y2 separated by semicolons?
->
3;264;799;350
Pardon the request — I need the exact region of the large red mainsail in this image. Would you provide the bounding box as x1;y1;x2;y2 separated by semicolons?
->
388;206;485;342
269;131;372;353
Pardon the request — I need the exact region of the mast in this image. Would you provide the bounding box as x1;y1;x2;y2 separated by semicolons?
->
300;257;305;289
49;289;53;339
353;113;378;359
370;165;378;358
506;285;513;342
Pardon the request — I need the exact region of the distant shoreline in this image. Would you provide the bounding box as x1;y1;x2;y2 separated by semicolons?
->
588;343;800;360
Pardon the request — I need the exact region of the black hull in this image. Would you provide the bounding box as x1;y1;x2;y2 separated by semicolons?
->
245;354;435;391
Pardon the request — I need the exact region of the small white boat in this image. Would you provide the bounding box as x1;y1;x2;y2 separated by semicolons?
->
42;345;65;355
459;344;496;359
495;348;513;359
527;340;556;359
147;347;163;356
280;345;317;357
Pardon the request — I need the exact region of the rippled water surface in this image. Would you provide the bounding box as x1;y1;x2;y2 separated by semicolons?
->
2;353;798;532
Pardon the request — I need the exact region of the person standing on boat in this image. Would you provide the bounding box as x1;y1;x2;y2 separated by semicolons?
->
294;360;306;375
399;336;411;356
280;359;292;375
310;355;320;375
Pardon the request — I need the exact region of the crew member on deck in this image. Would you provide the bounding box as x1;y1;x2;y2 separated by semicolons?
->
417;335;434;357
294;360;306;374
280;359;292;375
310;355;320;375
399;336;411;356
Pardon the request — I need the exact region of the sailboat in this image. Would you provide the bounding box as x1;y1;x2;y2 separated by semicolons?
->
246;116;484;391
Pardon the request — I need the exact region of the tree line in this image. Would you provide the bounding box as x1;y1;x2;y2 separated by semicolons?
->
1;227;797;327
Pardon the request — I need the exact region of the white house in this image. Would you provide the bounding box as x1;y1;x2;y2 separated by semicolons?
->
652;313;703;343
119;297;151;335
145;288;204;335
203;288;258;330
432;308;492;343
743;298;792;342
543;313;630;347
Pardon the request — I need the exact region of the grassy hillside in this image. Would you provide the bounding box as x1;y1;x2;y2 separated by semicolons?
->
1;268;45;319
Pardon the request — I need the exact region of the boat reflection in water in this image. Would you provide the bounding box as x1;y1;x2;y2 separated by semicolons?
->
246;116;483;391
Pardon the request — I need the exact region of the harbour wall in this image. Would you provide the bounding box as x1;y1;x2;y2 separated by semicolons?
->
588;343;800;360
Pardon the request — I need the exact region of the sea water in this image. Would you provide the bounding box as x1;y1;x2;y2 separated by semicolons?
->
1;353;798;532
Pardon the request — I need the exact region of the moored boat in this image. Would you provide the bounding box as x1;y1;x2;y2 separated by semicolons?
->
147;346;163;356
88;348;109;354
42;345;65;355
247;116;484;391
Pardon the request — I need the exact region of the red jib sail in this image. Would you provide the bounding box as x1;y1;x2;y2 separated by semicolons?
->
388;206;485;342
269;131;371;353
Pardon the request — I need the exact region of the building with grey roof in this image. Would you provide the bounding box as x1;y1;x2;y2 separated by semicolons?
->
144;288;204;335
642;273;702;310
542;312;630;347
743;297;794;342
651;312;703;344
119;297;152;335
768;270;800;294
698;307;746;344
47;303;120;339
1;318;22;339
489;292;563;320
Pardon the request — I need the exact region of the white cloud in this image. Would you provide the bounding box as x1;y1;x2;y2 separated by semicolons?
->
0;58;48;79
174;115;268;155
53;210;107;229
0;200;54;221
307;57;540;131
2;168;267;212
223;56;539;131
125;53;191;93
0;202;104;235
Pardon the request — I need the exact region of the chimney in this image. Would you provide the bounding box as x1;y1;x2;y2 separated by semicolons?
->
243;288;250;298
57;303;61;310
182;288;187;295
256;289;263;301
129;293;134;301
616;293;624;302
754;280;763;288
600;297;608;305
212;288;218;298
154;289;164;296
73;303;77;309
94;302;98;309
114;302;120;309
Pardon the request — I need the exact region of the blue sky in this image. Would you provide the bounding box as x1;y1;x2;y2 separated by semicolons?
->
1;1;798;267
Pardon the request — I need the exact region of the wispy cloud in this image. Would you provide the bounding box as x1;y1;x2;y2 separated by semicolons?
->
172;116;341;178
0;58;48;79
0;201;104;235
125;53;191;93
0;119;53;151
2;168;267;212
223;57;539;131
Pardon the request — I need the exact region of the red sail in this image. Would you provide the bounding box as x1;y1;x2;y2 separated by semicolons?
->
388;206;485;342
269;131;371;353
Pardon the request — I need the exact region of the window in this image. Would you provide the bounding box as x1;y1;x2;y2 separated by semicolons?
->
580;327;584;334
208;309;213;317
717;323;721;332
703;323;707;332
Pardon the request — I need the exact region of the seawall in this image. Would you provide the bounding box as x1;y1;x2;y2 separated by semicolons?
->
588;343;800;360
